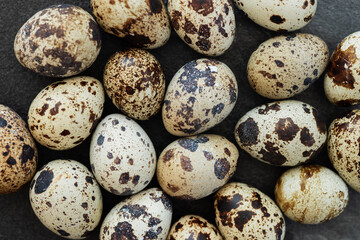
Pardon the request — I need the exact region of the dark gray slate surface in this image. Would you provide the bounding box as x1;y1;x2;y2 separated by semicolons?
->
0;0;359;239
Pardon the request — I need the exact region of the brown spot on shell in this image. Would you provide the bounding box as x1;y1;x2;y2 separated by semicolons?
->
180;155;193;172
275;118;300;141
216;193;243;227
184;18;197;34
196;38;211;51
215;14;228;37
190;0;214;16
171;10;182;31
302;0;309;9
20;144;35;164
38;104;49;116
312;109;326;134
259;71;277;79
50;102;62;115
258;103;280;114
274;218;285;240
34;23;65;39
270;15;286;24
300;127;315;147
111;222;137;240
214;158;230;180
163;149;175;163
237;118;259;146
310;0;315;5
300;165;321;191
34;170;53;194
234;211;256;232
167;183;180;193
146;0;163;14
60;129;70;136
304;14;313;22
275;60;284;67
259;142;287;166
119;172;130;184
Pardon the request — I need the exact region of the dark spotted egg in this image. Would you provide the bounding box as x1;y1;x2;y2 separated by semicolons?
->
28;76;105;150
234;100;327;166
29;160;103;239
214;182;286;240
0;105;37;194
157;134;238;200
14;4;101;77
100;188;172;240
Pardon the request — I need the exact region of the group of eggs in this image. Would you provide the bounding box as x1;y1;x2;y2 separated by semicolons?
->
1;0;360;239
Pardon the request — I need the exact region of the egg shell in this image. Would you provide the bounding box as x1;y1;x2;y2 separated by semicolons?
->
247;33;329;99
234;0;317;32
0;105;37;194
167;215;222;240
275;165;348;224
14;4;101;77
91;0;170;49
157;134;238;200
234;100;327;166
324;31;360;106
90;113;156;196
28;76;105;150
214;182;286;240
29;160;103;239
104;49;166;120
168;0;235;56
100;188;172;240
162;58;237;136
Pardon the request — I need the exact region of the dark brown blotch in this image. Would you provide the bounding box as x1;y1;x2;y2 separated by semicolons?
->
60;129;70;136
119;172;130;184
259;142;287;166
146;0;163;14
57;230;70;237
85;176;93;184
234;211;256;232
88;19;101;48
34;170;54;194
38;104;49;116
163;149;175;163
275;118;300;141
275;60;284;67
20;144;35;164
6;157;16;165
270;15;286;24
111;222;137;240
300;165;321;191
304;14;313;22
237;118;259;146
214;158;230;179
190;0;214;16
184;18;197;34
216;193;243;227
180;155;193;172
50;102;62;115
300;127;315;147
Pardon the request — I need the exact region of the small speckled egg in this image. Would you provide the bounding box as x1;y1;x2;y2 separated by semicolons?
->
234;100;327;166
91;0;170;49
28;76;105;150
168;0;235;56
29;159;103;239
324;31;360;106
14;4;101;77
104;49;165;120
90;113;156;196
0;105;37;194
100;188;172;240
167;215;222;240
157;134;238;200
248;33;329;99
215;182;286;240
234;0;317;32
275;165;348;224
162;59;237;136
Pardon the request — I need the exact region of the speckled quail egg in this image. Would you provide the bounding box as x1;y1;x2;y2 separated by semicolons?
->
90;113;156;196
168;0;235;56
91;0;170;49
324;31;360;106
100;188;172;240
167;215;223;240
162;58;237;136
214;182;286;240
234;100;327;166
275;165;348;224
248;33;329;99
104;49;165;120
28;76;105;150
234;0;317;32
29;159;103;239
14;4;101;77
0;105;37;194
157;134;238;200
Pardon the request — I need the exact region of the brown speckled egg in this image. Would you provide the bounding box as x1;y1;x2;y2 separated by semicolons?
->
104;49;165;120
167;215;222;240
14;4;101;77
275;165;348;224
28;76;105;150
234;0;317;32
162;59;237;136
234;100;327;166
100;188;172;240
90;114;156;196
91;0;170;49
248;33;329;99
328;109;360;192
0;105;37;194
157;134;238;200
29;160;103;239
215;182;286;240
324;31;360;106
168;0;235;56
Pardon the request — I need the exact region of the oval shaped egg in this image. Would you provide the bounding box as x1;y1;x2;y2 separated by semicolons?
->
29;160;103;239
14;4;101;77
104;49;166;120
275;165;348;224
100;188;172;240
157;134;238;200
324;31;360;106
214;182;286;240
28;76;105;150
234;0;317;32
168;0;235;56
91;0;170;49
162;59;237;136
234;100;327;166
90;114;156;196
248;33;329;99
0;105;37;194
